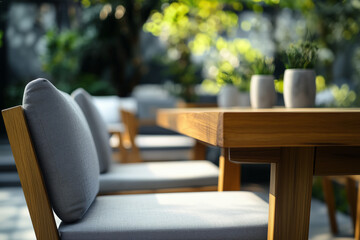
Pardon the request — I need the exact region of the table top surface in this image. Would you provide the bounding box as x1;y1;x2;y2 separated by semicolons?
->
157;107;360;148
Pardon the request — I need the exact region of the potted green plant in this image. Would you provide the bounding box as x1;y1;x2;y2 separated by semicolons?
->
250;57;276;108
283;41;318;108
217;71;239;108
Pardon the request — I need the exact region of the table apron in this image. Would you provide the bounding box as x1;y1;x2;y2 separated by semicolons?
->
229;146;360;176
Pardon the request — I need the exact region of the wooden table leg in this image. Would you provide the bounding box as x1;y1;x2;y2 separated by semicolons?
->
268;147;315;240
218;148;241;191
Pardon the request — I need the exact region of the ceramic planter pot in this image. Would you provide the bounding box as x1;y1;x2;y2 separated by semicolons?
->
217;84;239;108
238;92;250;107
283;69;316;108
250;75;276;108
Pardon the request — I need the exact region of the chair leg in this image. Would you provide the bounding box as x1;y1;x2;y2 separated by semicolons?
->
322;177;338;235
191;140;207;160
120;109;143;163
345;177;357;230
355;181;360;240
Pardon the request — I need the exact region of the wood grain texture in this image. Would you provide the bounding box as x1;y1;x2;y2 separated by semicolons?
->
218;148;241;191
157;108;360;148
157;109;224;146
2;106;59;240
229;147;280;163
314;147;360;175
322;177;338;234
268;147;315;240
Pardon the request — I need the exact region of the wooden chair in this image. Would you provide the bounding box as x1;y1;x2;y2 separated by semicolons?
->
120;109;198;163
120;109;142;163
326;175;360;240
107;124;127;162
322;176;358;235
2;79;269;240
120;101;219;163
72;88;219;194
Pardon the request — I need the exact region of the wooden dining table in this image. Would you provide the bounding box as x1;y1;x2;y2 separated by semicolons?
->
156;108;360;240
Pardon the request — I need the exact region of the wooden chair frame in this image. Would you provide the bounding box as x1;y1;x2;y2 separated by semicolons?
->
120;109;142;163
322;176;359;236
2;106;218;238
108;128;127;163
2;106;59;239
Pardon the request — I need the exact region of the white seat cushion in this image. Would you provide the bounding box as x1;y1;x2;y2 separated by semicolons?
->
135;135;195;150
99;161;218;194
59;191;268;240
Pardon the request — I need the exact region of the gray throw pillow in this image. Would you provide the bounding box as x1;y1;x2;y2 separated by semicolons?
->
71;89;112;173
23;79;99;223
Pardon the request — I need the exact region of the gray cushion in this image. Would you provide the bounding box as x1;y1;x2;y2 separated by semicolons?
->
72;89;112;173
99;161;218;194
59;191;268;240
23;79;99;223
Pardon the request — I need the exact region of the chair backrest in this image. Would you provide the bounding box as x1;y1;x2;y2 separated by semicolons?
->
72;88;113;173
2;106;59;240
3;79;100;239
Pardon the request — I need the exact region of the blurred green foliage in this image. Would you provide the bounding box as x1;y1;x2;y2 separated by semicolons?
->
143;0;243;100
251;57;275;75
210;38;261;92
42;29;116;95
144;1;267;97
331;84;357;107
38;0;360;106
283;41;318;69
8;0;356;107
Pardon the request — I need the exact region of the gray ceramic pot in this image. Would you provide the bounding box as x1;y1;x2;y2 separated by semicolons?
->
217;85;239;108
283;69;316;108
238;92;250;107
250;75;276;108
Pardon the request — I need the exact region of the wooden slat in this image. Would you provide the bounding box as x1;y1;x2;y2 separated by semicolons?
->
268;147;314;240
120;109;142;163
229;147;280;163
345;177;358;229
222;110;360;147
322;177;338;235
314;147;360;175
157;108;360;148
2;106;59;240
99;185;217;195
218;148;241;191
356;181;360;240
